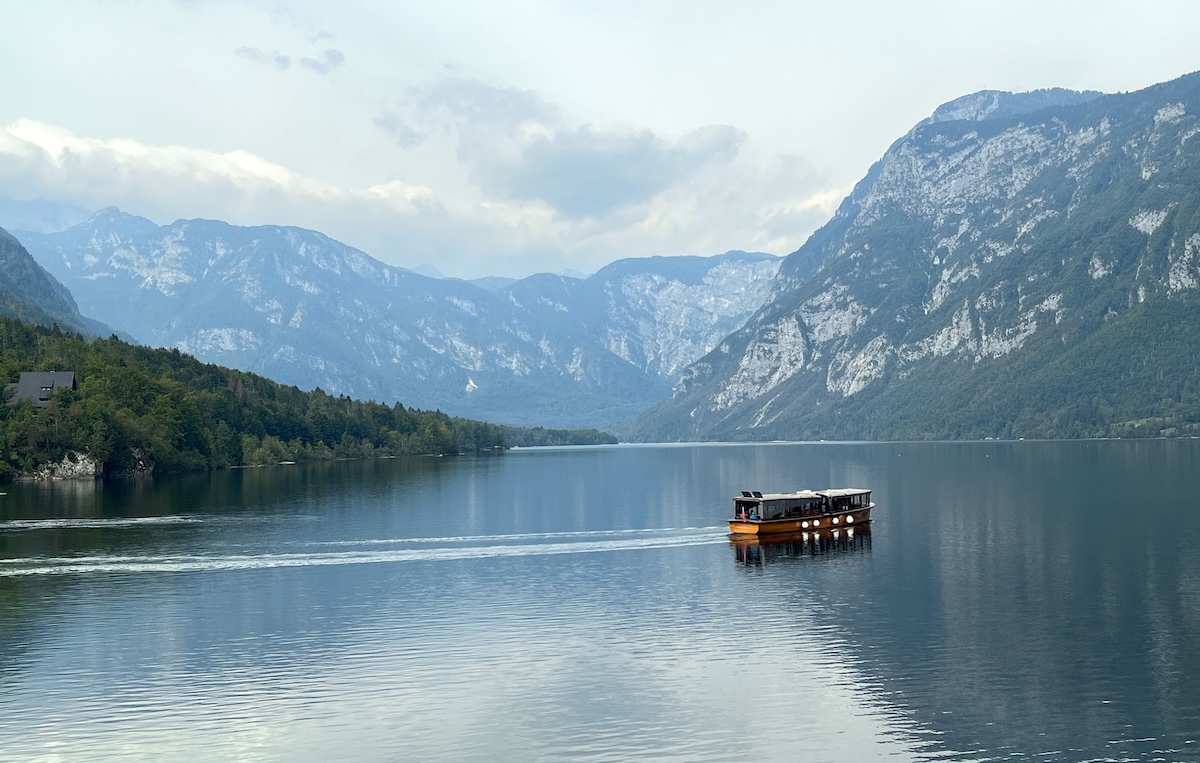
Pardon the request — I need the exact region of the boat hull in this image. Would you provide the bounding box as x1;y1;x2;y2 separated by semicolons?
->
728;505;873;535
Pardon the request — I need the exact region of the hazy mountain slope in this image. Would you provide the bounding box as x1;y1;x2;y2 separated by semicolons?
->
19;213;779;433
634;71;1200;441
584;253;783;379
0;226;109;337
501;252;781;381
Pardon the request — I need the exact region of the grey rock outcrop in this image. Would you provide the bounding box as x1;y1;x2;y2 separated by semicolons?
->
18;452;100;481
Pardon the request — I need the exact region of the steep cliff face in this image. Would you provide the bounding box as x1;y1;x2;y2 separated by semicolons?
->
18;214;778;433
635;72;1200;441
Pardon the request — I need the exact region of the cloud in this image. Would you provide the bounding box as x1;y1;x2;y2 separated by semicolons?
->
636;152;840;256
0;112;833;280
387;77;745;220
234;46;291;70
373;113;422;148
300;49;345;75
0;119;437;230
0;66;819;275
499;148;837;274
235;42;343;76
415;78;558;132
0;119;571;276
475;124;744;219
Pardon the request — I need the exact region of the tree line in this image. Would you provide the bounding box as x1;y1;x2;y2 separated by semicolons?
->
0;318;614;478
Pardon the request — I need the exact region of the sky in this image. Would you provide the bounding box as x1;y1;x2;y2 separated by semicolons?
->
2;1;1199;279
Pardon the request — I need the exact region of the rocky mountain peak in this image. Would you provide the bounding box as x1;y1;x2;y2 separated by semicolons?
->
921;87;1103;126
633;70;1200;442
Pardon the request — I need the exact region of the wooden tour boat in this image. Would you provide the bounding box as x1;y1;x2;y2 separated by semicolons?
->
729;488;874;535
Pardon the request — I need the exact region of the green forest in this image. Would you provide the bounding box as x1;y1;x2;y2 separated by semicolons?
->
0;318;614;479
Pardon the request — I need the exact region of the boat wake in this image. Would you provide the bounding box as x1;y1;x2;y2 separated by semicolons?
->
0;526;728;577
299;526;721;547
0;516;203;532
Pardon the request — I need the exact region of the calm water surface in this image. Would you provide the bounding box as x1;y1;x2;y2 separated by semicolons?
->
1;441;1199;761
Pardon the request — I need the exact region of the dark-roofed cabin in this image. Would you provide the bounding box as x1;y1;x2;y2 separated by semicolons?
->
5;371;77;407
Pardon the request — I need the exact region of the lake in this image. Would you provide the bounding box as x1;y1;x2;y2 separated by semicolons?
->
1;441;1198;761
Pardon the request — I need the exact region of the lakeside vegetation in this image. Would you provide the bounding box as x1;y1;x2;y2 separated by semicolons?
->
0;318;615;479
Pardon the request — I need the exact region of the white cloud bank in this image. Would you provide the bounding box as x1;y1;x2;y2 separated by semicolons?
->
384;77;749;220
0;110;836;278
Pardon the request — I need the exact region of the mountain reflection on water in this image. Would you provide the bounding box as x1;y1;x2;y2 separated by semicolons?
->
0;442;1198;761
738;441;1200;761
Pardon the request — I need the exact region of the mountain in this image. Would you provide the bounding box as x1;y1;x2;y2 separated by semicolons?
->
919;88;1102;126
634;71;1200;441
412;263;446;279
467;276;518;292
0;226;110;337
17;213;779;433
505;252;781;380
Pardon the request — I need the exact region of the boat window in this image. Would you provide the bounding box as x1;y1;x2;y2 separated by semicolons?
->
762;500;787;519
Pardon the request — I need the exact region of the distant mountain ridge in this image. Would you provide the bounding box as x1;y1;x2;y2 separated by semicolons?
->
634;71;1200;441
18;212;779;433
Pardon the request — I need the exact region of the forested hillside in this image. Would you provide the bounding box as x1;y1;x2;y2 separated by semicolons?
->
0;318;612;478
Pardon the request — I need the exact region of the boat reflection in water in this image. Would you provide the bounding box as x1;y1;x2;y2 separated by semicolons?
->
731;526;872;567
